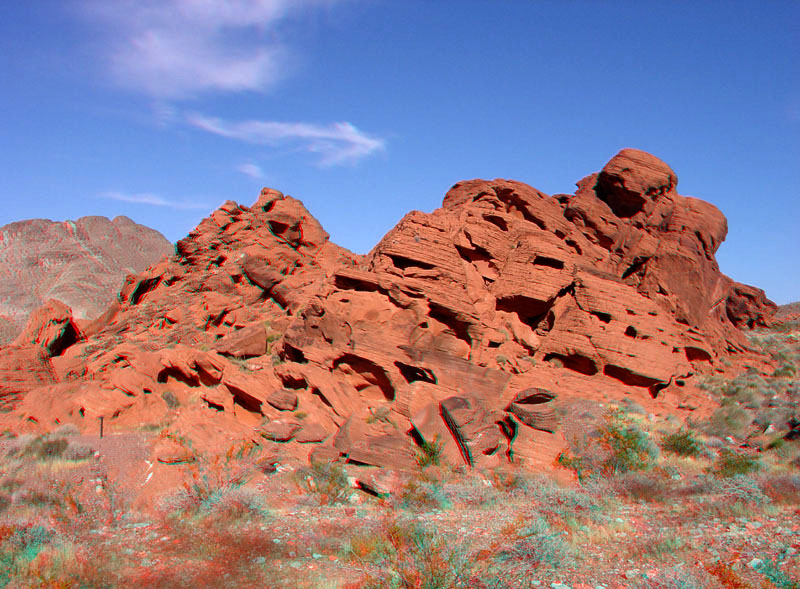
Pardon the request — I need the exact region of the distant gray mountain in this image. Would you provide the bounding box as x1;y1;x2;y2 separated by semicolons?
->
0;215;172;343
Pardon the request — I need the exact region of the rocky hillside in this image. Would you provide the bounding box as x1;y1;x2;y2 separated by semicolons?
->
0;215;172;343
0;149;777;482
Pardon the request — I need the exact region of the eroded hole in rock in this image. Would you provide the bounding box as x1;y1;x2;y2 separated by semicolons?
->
603;365;660;389
650;381;669;399
685;347;712;362
312;388;334;409
387;254;435;271
513;389;556;405
231;392;262;415
333;354;395;401
495;296;552;331
282;343;308;364
591;311;612;324
280;375;307;390
694;230;709;255
455;244;492;265
130;276;162;305
157;367;200;387
268;220;289;235
395;361;437;385
483;214;508;231
428;302;472;346
566;239;582;255
261;200;275;213
204;399;224;412
533;256;564;270
196;366;222;387
624;326;638;338
333;274;384;294
49;324;81;357
543;353;598;375
595;182;647;218
621;257;650;280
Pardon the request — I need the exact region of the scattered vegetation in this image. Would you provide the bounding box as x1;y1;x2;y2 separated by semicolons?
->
294;460;353;505
415;435;444;469
711;449;761;478
661;429;703;457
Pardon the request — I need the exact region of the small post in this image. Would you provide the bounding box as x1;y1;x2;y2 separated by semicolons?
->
99;416;104;439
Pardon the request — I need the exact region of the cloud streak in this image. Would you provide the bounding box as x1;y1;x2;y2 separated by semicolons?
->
102;191;212;210
189;113;384;165
80;0;334;99
237;163;265;179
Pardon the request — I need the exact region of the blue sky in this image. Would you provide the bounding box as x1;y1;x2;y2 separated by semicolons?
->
0;1;797;304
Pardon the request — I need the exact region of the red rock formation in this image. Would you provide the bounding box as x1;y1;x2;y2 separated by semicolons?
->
0;215;172;343
0;149;777;480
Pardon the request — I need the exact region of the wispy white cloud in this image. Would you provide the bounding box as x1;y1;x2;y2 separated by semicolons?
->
102;191;211;210
79;0;335;99
189;113;385;166
237;162;265;179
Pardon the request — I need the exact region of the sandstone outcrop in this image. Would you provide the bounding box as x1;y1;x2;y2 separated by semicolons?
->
0;149;776;481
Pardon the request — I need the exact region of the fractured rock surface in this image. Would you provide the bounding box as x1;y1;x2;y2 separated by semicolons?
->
0;149;776;479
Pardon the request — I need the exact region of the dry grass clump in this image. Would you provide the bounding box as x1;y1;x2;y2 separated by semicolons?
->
294;460;353;505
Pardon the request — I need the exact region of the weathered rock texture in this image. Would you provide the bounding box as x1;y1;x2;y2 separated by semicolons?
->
0;215;172;343
0;150;776;478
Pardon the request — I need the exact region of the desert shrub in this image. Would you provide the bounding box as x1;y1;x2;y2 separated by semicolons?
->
400;478;451;511
443;476;499;507
705;562;751;588
704;404;752;439
635;531;686;560
197;486;269;522
711;449;761;478
488;468;531;493
52;423;80;437
558;410;658;479
773;362;797;378
494;515;572;571
162;446;253;515
0;525;54;585
161;390;180;409
753;557;800;588
415;435;444;469
599;411;659;474
612;471;673;503
523;476;601;520
717;475;770;505
63;442;93;461
661;429;703;457
359;517;474;588
295;460;353;505
342;526;393;563
18;437;69;461
758;473;800;504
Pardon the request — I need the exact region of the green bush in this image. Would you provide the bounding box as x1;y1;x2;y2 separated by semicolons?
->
400;479;451;512
161;391;180;409
359;517;473;588
711;449;761;478
415;435;444;469
662;429;703;457
295;461;353;505
495;516;572;570
20;437;69;461
705;404;752;439
599;412;659;475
